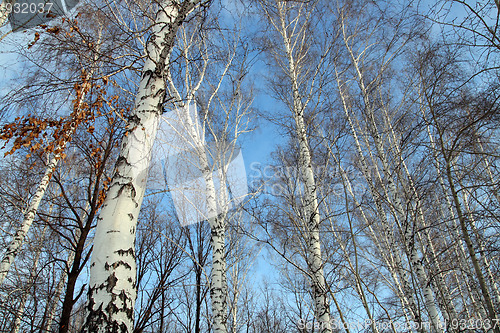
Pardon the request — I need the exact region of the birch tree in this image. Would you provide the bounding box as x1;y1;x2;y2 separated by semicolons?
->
0;68;95;286
257;1;335;331
414;43;500;331
0;8;117;286
154;6;253;330
81;1;208;331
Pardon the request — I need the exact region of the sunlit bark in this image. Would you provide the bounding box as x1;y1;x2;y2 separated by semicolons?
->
81;1;204;331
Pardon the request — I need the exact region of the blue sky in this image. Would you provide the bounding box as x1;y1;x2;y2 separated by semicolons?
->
0;1;327;322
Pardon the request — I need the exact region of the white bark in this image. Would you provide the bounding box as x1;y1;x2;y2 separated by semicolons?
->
294;111;332;333
322;132;412;331
0;155;57;285
197;133;228;333
81;1;202;332
420;91;499;328
338;18;443;329
461;190;500;313
163;99;229;332
383;107;458;324
443;157;500;330
335;73;422;329
10;226;46;333
276;5;332;331
373;117;443;332
0;71;92;286
162;18;245;329
425;120;488;320
424;97;500;330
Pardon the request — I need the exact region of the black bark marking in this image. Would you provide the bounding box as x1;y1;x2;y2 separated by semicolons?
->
106;273;118;293
116;247;134;256
117;182;136;199
105;260;132;271
81;2;205;332
128;114;140;125
115;156;128;168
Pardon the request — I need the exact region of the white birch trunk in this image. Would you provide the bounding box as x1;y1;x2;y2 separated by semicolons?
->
0;155;57;285
340;27;443;329
335;74;422;329
425;122;488;320
208;215;227;333
294;113;332;333
322;132;413;331
162;96;229;332
11;296;28;333
194;130;228;333
0;76;92;286
164;21;236;328
81;1;202;332
424;101;500;329
461;190;500;313
193;106;228;333
282;30;332;333
373;127;443;333
341;172;407;332
422;105;496;324
262;3;332;330
11;282;30;332
444;156;500;330
384;108;458;326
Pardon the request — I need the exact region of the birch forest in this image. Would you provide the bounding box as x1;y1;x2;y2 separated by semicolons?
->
0;0;499;332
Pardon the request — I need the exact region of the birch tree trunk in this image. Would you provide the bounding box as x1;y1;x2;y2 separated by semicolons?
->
424;118;488;321
0;71;93;286
264;2;333;330
183;102;229;333
461;189;500;312
335;72;424;330
336;12;444;329
81;1;203;332
162;16;250;328
383;105;458;325
0;155;57;285
444;156;500;332
292;103;332;333
10;225;47;333
419;75;500;330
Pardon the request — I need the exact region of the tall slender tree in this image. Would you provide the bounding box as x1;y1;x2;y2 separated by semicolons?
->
81;1;208;331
